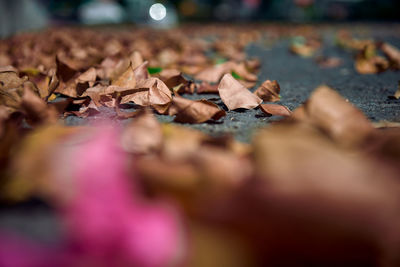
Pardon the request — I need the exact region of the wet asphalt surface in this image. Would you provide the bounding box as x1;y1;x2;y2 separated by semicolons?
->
1;23;400;244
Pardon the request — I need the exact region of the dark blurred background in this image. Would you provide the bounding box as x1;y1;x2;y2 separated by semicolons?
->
0;0;399;37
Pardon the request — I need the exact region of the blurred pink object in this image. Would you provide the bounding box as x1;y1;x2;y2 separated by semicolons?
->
0;125;183;267
62;126;183;267
0;232;59;267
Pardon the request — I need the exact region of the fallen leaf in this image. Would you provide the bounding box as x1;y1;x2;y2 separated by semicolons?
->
248;123;400;265
195;62;234;83
355;44;389;74
245;59;261;71
115;97;141;119
77;67;97;84
232;63;258;82
380;42;400;69
159;70;193;94
289;36;320;57
169;96;225;123
197;82;219;94
394;81;400;99
121;77;172;114
55;55;78;83
130;51;144;69
112;63;137;88
120;109;163;154
294;85;373;147
0;68;27;90
372;121;400;128
20;82;59;125
260;104;291;117
218;74;262;110
253;80;281;102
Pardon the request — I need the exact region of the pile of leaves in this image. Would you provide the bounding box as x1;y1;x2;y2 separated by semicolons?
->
0;27;289;123
288;27;400;73
1;26;400;267
335;30;400;74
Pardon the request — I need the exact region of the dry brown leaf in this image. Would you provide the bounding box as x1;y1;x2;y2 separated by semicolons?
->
159;70;192;94
112;63;137;88
295;85;373;147
260;104;291;117
0;68;27;90
380;42;400;69
355;44;389;74
160;124;208;162
130;51;144;69
336;30;373;51
290;43;318;57
159;69;181;80
20;82;58;125
120;77;172;114
355;56;389;74
232;63;258;82
197;82;219;94
218;73;262;110
0;72;25;111
174;82;196;95
55;55;78;83
54;56;90;97
46;71;60;100
77;67;97;84
114;97;141;119
253;80;281;102
394;81;400;100
249;123;400;265
169;96;225;123
132;61;150;82
372;121;400;128
181;65;204;75
245;59;261;71
120;108;162;154
195;62;234;83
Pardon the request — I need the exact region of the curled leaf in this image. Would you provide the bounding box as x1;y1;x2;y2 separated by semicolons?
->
294;85;373;147
253;80;281;102
112;63;137;88
218;73;262;110
380;42;400;69
355;44;389;74
196;82;219;94
260;104;291;117
169;96;225;123
121;78;172;114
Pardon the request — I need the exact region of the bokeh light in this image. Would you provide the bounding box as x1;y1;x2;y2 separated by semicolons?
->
149;3;167;21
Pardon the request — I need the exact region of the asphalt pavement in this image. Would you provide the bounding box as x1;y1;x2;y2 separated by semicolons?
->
64;23;400;142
